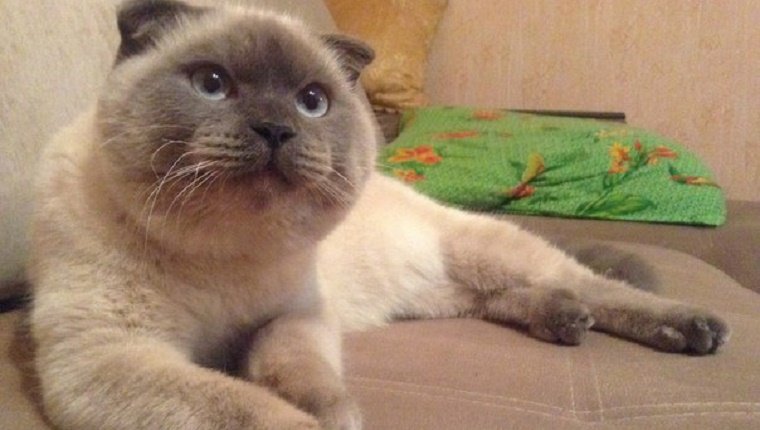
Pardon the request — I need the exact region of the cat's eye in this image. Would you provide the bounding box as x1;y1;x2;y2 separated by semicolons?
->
295;83;329;118
190;66;231;101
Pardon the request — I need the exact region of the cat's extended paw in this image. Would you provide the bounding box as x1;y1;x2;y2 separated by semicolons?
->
652;306;730;354
316;394;362;430
530;289;595;345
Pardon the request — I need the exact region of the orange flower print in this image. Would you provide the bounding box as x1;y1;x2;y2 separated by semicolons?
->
668;165;719;187
388;145;443;165
503;153;544;201
671;175;718;187
609;142;631;162
608;142;631;174
434;130;480;140
506;184;535;199
609;161;627;174
647;146;678;165
472;109;503;121
393;169;425;183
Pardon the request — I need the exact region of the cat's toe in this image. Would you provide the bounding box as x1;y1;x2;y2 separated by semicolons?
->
530;290;595;345
656;307;730;354
688;314;730;354
549;305;595;345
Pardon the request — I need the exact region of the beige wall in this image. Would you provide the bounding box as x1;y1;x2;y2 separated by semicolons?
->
426;0;759;202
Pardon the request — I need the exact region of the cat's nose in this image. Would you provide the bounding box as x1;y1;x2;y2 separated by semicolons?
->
250;122;296;149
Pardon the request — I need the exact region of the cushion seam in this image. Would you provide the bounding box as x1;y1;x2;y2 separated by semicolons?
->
347;376;760;415
349;379;760;423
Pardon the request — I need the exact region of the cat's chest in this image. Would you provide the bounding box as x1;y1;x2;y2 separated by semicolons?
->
154;254;317;352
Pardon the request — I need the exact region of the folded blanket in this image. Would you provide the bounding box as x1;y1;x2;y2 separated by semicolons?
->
379;106;726;226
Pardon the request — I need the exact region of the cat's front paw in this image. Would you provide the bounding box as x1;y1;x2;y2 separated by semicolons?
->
652;306;730;354
530;289;595;345
316;394;362;430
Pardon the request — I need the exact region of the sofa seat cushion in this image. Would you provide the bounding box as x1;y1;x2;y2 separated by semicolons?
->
1;243;758;429
343;242;760;429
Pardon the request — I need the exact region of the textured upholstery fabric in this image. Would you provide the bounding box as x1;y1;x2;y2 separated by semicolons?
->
343;243;760;429
0;0;118;296
2;243;759;429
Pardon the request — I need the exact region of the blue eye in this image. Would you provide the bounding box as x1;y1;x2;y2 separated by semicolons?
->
295;83;329;118
190;66;231;100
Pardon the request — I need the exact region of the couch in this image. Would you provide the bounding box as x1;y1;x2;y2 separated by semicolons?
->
2;1;759;429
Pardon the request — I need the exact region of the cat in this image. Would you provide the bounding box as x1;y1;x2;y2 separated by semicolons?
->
27;1;730;430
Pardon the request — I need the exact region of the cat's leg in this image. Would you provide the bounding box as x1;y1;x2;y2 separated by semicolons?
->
438;212;730;354
335;176;728;353
474;286;595;345
33;331;319;430
245;306;361;430
567;277;730;354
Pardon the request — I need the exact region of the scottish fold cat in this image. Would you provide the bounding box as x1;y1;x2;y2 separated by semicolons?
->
28;1;729;429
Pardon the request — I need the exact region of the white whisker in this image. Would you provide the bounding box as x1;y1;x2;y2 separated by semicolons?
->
140;152;195;252
99;124;194;148
174;167;219;220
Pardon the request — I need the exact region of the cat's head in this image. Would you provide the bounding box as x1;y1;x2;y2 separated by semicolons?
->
96;0;377;252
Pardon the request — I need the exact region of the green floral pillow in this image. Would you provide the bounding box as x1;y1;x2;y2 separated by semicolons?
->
379;106;726;226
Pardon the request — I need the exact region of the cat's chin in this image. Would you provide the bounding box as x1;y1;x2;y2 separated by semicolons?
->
221;167;332;214
229;165;301;194
228;162;336;196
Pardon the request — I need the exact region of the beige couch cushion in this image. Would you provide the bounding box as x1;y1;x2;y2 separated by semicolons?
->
343;243;760;429
0;0;337;299
2;243;759;429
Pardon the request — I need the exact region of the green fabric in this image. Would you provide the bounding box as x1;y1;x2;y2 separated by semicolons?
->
378;106;726;226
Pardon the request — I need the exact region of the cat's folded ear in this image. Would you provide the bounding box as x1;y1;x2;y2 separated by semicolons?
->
116;0;206;63
322;35;375;85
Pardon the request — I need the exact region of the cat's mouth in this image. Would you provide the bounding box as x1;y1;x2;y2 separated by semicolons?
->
245;160;294;187
177;126;336;191
147;134;337;203
187;149;324;193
